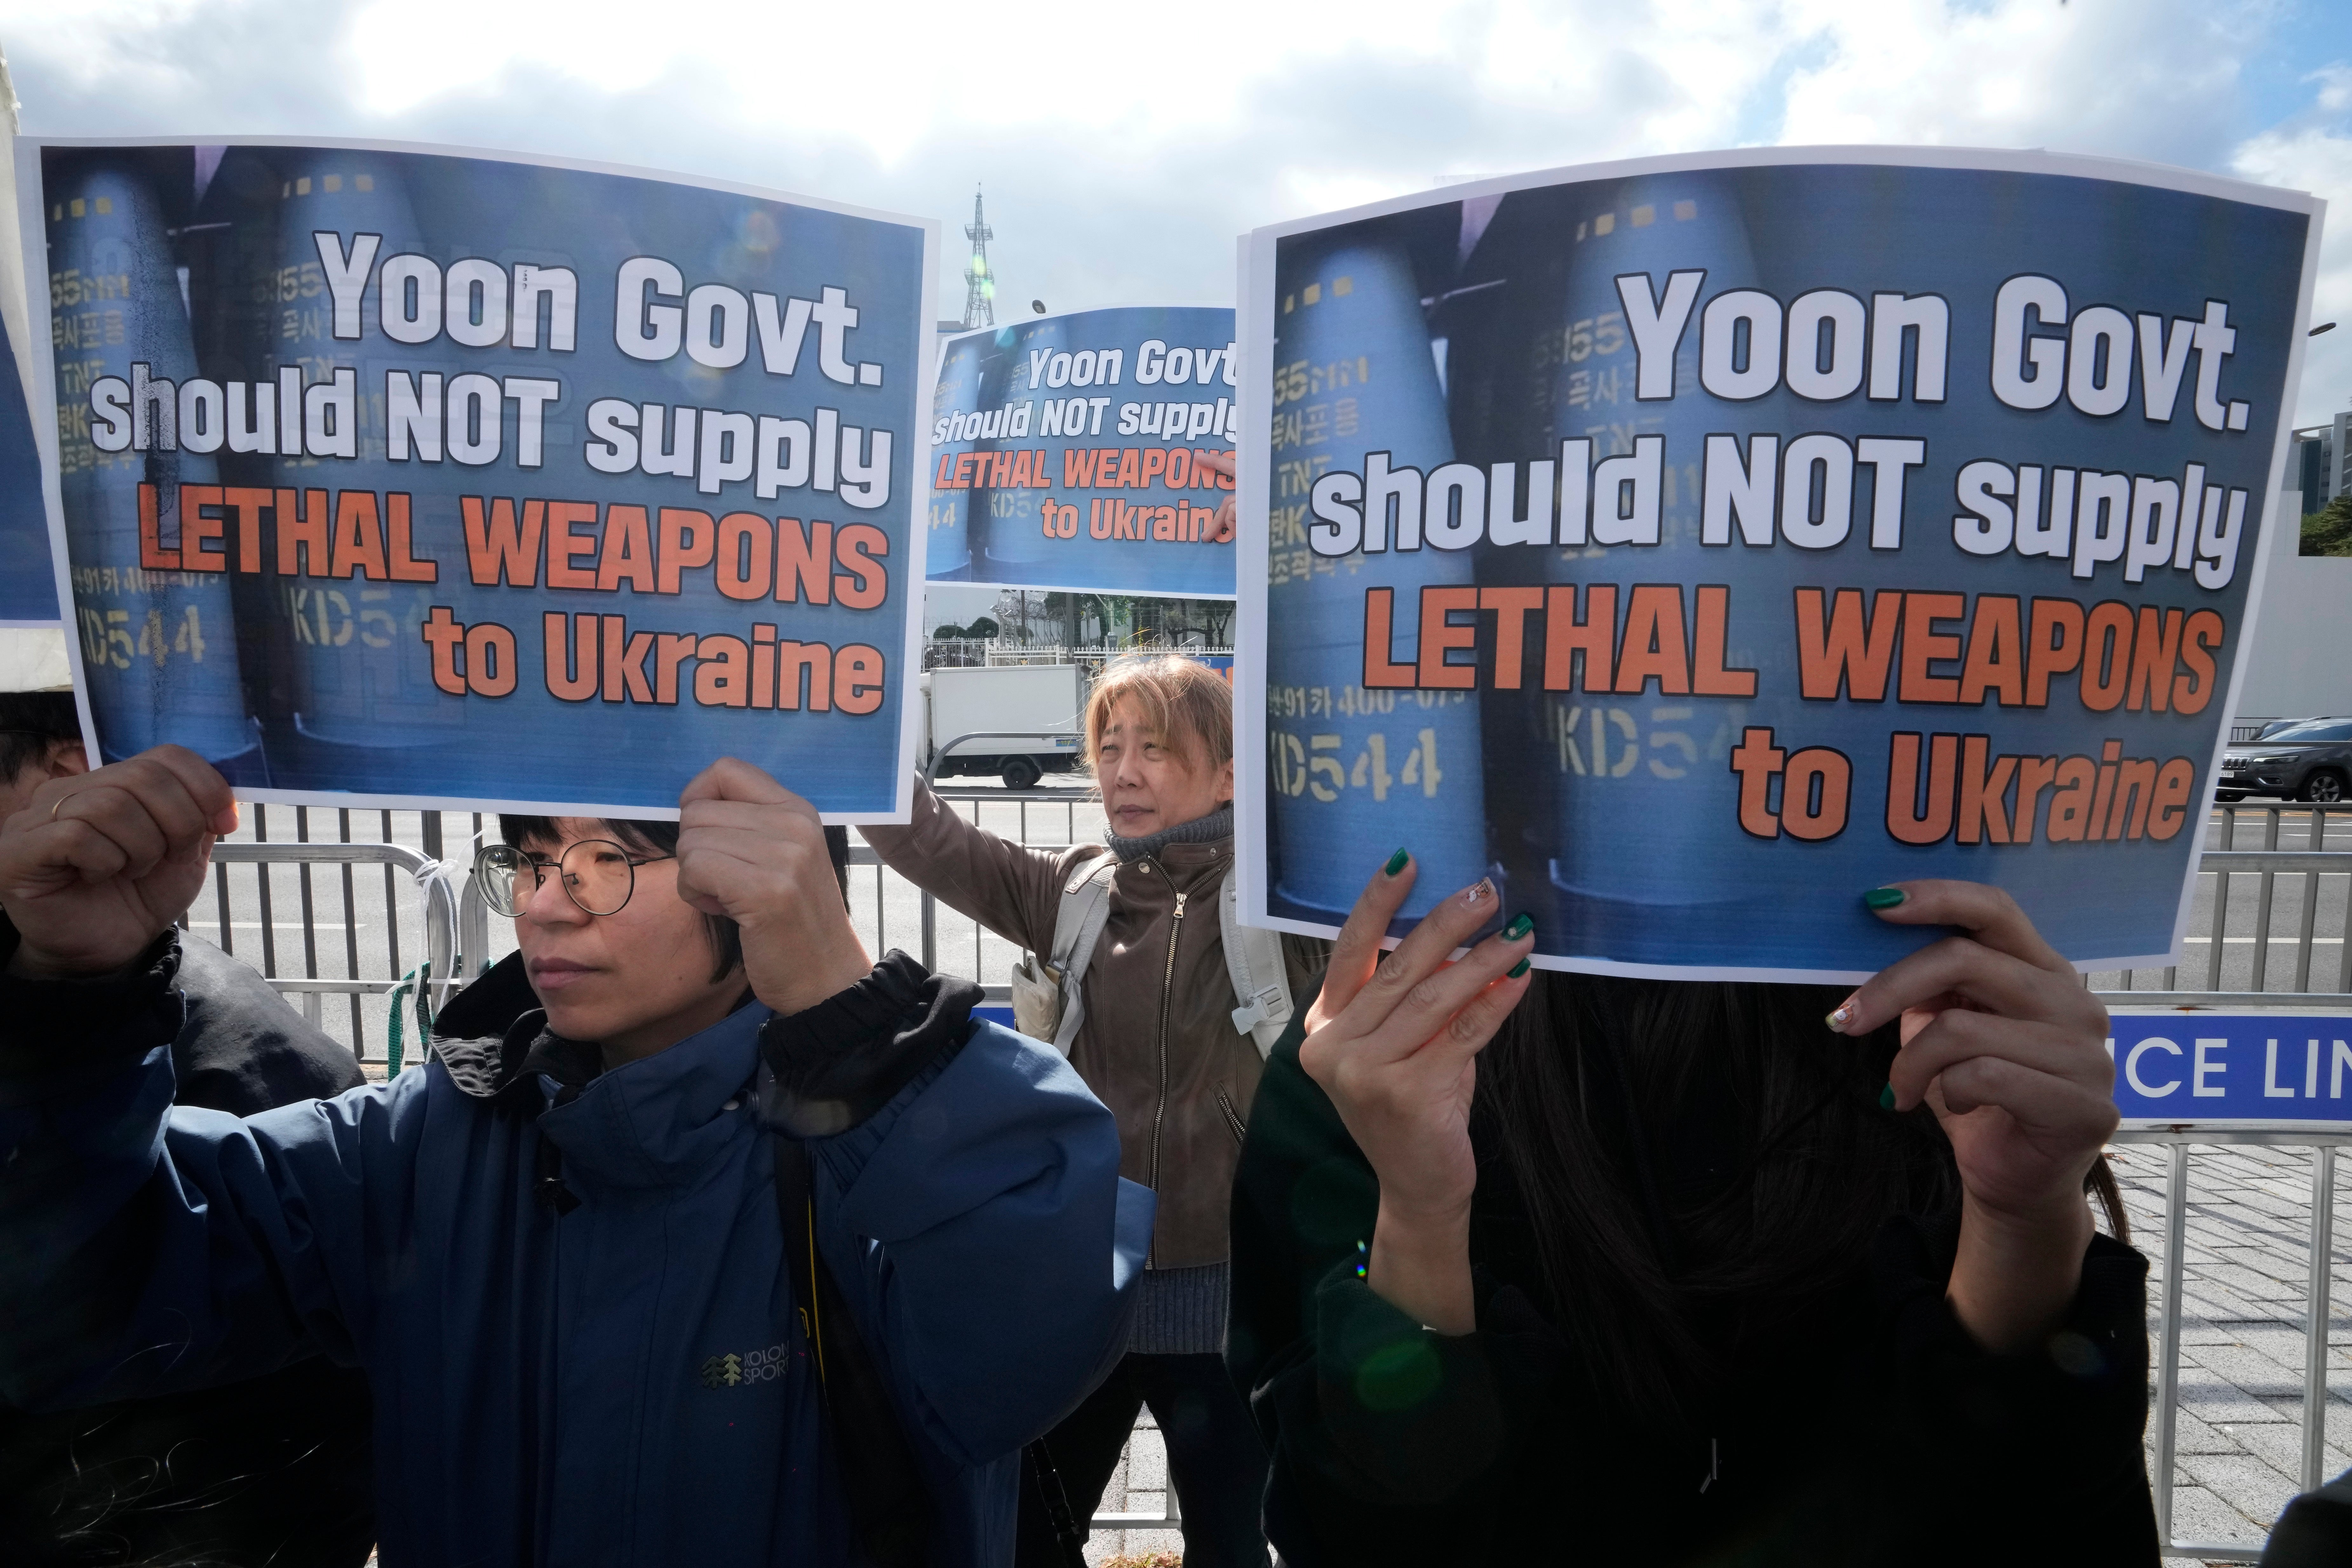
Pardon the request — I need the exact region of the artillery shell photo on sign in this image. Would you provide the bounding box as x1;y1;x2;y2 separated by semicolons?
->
1235;148;2324;981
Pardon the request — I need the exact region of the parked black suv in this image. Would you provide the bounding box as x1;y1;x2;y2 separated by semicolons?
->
2217;718;2352;802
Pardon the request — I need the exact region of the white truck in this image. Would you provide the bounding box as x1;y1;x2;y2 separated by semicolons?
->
918;663;1089;789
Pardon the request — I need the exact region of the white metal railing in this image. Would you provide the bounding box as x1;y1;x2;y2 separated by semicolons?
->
200;833;464;1036
2121;1130;2348;1562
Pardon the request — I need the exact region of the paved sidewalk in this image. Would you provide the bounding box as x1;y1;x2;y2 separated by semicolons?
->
2110;1141;2352;1561
1085;1408;1183;1565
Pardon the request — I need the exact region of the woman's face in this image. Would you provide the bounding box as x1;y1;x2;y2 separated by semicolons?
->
510;818;740;1061
1094;697;1234;839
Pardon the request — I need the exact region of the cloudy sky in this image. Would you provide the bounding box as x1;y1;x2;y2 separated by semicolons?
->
5;0;2347;427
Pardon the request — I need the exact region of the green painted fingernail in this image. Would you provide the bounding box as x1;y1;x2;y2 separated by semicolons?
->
1864;887;1907;910
1384;847;1409;877
1502;912;1534;941
1508;957;1530;978
1878;1082;1897;1111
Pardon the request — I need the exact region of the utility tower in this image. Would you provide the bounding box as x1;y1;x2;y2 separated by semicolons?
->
961;186;994;329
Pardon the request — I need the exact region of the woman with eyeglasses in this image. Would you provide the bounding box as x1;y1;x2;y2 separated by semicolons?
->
0;744;1151;1568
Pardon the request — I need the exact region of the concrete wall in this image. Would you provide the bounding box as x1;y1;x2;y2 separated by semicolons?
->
2234;488;2352;720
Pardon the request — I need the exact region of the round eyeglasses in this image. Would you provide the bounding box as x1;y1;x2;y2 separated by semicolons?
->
473;840;676;919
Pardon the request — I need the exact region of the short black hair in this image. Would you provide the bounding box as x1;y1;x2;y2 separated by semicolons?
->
494;814;853;986
0;691;81;784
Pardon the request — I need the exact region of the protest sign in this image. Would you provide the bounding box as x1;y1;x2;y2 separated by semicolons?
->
16;139;932;818
929;306;1237;596
0;102;56;627
0;308;55;624
2110;1011;2352;1130
1235;149;2323;980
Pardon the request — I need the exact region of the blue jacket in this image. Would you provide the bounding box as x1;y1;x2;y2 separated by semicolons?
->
0;940;1152;1567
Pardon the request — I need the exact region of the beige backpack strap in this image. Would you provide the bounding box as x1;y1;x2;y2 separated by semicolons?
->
1008;857;1115;1052
1220;869;1293;1059
1045;859;1117;1053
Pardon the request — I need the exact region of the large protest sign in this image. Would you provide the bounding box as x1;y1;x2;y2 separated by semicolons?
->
15;139;932;818
1236;149;2322;980
930;306;1237;596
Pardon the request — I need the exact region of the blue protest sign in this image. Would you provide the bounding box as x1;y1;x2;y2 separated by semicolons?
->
0;309;58;624
2111;1012;2352;1129
17;139;933;818
1236;150;2323;980
929;306;1236;597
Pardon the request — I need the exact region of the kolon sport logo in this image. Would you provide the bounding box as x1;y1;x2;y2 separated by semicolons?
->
699;1340;794;1389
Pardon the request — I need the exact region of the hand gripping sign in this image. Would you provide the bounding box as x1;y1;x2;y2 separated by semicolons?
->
17;138;934;819
1235;149;2324;979
930;305;1238;597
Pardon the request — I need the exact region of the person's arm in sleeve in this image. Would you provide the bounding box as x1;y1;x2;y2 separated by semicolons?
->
0;927;411;1412
0;744;404;1415
1230;1008;1542;1567
764;951;1150;1467
1852;1211;2158;1561
858;778;1075;954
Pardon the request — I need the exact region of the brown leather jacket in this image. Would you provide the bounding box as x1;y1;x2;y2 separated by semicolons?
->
863;784;1324;1268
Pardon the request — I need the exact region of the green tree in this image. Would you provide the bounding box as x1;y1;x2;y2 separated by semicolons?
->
2304;494;2352;557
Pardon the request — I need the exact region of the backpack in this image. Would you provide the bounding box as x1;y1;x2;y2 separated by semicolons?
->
1006;858;1294;1060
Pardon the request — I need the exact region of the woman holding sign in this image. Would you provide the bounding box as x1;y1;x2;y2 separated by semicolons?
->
0;745;1148;1568
866;650;1315;1568
1228;858;2156;1564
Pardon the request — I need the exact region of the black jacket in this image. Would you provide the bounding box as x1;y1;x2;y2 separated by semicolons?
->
1227;1020;2161;1567
0;915;376;1568
2262;1466;2352;1566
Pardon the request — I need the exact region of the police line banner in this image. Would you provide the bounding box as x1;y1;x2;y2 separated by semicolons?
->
15;138;933;818
930;305;1237;597
2111;1011;2352;1130
1234;149;2323;980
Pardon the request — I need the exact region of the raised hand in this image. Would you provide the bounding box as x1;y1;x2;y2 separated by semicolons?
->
1298;852;1535;1333
1194;448;1237;543
1829;880;2117;1351
0;745;238;979
675;758;871;1018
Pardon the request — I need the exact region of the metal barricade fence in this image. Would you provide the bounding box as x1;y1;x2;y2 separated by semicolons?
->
184;804;476;1064
2092;801;2352;1561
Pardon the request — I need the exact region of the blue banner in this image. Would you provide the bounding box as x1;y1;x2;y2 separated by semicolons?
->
2111;1012;2352;1127
929;306;1236;597
24;141;932;818
1238;151;2322;981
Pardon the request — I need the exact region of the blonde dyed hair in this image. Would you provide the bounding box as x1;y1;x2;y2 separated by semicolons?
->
1083;655;1233;778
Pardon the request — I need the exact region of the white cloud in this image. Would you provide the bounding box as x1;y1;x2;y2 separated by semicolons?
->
1778;0;2258;166
2231;118;2352;428
0;0;2342;424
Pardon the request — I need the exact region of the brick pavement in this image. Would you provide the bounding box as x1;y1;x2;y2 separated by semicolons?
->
1085;1408;1184;1566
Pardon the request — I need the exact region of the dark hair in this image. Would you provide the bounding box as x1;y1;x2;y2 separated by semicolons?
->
495;814;852;986
1476;971;2125;1430
0;691;81;784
